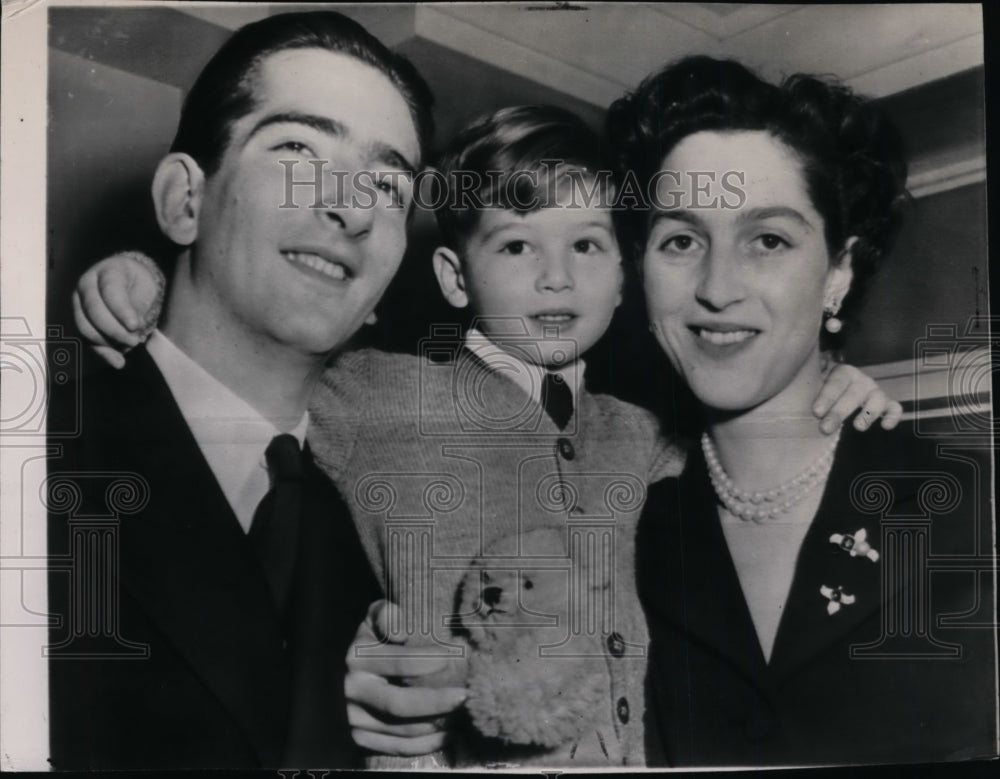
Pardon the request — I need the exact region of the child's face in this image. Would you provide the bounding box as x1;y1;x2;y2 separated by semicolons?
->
453;202;623;368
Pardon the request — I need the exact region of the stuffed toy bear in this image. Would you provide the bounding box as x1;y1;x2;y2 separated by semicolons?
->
371;526;621;769
453;527;620;766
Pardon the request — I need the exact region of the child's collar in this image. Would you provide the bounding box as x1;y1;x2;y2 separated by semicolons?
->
463;327;584;406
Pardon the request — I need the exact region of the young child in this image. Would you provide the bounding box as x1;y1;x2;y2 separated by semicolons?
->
73;105;901;767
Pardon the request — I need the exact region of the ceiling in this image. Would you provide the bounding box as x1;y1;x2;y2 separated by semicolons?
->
181;2;984;107
49;3;985;194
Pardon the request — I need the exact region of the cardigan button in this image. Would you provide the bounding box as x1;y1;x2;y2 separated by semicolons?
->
606;632;626;658
557;437;575;460
616;697;630;724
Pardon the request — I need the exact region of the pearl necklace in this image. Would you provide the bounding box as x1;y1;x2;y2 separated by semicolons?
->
701;429;841;523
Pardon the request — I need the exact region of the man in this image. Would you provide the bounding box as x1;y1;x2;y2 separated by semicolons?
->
47;11;433;769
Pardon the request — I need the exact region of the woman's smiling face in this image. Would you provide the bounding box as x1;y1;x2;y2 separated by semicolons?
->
642;130;853;415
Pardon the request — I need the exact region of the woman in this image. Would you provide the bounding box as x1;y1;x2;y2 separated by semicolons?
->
608;56;996;766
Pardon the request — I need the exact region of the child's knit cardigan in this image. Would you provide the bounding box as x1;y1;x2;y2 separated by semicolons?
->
306;346;686;767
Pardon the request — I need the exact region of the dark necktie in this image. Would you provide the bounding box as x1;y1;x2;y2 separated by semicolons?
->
541;371;574;430
250;434;302;614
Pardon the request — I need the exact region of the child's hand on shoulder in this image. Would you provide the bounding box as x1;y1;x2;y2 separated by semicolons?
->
812;362;902;434
73;251;165;369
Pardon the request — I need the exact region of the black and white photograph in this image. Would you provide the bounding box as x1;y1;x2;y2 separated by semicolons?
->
0;1;996;773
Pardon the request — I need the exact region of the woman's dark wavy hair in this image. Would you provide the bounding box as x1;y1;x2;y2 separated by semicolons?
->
170;11;434;176
434;105;612;250
607;55;909;348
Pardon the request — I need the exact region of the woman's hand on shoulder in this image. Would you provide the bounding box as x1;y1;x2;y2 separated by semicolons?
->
812;362;903;434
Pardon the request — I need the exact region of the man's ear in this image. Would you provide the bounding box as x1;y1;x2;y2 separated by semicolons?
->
432;246;469;309
824;236;858;311
151;153;205;247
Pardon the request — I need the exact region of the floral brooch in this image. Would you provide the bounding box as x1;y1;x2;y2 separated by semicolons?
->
829;528;879;562
820;585;856;615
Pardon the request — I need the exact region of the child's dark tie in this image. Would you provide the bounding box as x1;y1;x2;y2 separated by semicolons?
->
250;433;302;614
542;371;574;430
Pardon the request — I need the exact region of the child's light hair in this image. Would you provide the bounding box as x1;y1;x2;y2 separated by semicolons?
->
434;105;614;250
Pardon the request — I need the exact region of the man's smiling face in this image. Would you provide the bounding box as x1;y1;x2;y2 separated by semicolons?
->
190;47;421;357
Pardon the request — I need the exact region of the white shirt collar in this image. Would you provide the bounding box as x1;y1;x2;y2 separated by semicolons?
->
463;326;584;406
146;329;308;533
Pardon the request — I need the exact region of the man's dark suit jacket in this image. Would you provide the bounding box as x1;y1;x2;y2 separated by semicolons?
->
47;347;381;769
638;423;997;767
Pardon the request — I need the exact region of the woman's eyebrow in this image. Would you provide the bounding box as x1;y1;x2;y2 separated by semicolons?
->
737;206;815;231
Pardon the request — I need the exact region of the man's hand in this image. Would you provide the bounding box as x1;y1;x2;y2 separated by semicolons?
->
72;251;165;369
813;363;903;434
345;600;467;756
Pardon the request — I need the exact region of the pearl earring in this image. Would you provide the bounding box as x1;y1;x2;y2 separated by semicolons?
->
823;302;843;334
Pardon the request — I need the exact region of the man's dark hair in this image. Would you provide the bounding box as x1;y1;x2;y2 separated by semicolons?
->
434;105;612;250
170;11;434;175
